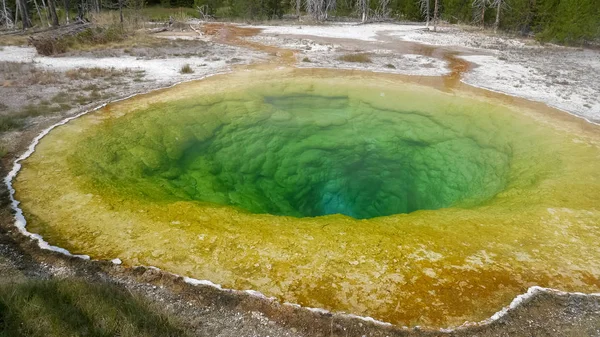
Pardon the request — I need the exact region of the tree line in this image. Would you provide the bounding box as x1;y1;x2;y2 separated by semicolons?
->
0;0;145;29
1;0;598;44
192;0;598;43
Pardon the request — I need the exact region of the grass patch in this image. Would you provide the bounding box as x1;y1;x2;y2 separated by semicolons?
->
0;279;190;337
26;69;59;85
58;103;72;110
20;104;48;118
134;6;198;22
65;67;129;80
75;95;89;105
337;53;372;63
0;101;71;132
133;70;146;82
1;63;60;86
0;115;24;132
0;35;29;46
180;64;194;74
82;84;101;91
51;92;70;104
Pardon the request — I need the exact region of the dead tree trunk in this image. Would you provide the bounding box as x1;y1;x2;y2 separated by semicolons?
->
76;0;84;21
40;0;51;26
374;0;389;20
296;0;301;19
33;0;46;26
18;0;31;29
119;0;123;23
324;0;335;19
306;0;322;20
1;0;14;28
356;0;368;22
47;0;59;26
419;0;430;27
63;0;70;24
472;0;489;29
432;0;439;31
14;0;18;26
494;2;499;31
492;0;503;32
481;5;485;27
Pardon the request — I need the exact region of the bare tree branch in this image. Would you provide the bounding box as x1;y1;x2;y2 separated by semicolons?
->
432;0;439;31
1;0;14;28
47;0;60;26
491;0;508;32
355;0;368;22
33;0;47;27
372;0;390;21
296;0;301;19
472;0;490;28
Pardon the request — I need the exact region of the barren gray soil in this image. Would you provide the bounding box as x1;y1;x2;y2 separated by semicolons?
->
248;23;600;123
1;23;600;336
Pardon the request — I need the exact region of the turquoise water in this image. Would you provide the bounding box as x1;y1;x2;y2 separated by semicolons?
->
72;93;511;219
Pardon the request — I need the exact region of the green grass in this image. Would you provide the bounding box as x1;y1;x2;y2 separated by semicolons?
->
0;99;73;133
0;279;190;337
337;53;372;63
0;116;23;132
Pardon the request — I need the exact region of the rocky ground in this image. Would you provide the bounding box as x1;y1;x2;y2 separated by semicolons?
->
0;37;267;154
1;22;600;336
247;23;600;123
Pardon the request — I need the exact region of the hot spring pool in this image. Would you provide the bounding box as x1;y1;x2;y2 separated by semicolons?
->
14;69;600;327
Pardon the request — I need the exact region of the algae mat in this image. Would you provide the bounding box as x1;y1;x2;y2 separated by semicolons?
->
14;69;600;327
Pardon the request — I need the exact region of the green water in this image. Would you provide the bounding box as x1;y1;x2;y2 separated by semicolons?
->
72;90;512;219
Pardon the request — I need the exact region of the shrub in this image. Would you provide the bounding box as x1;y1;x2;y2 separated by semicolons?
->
65;67;128;80
30;37;68;56
73;25;127;45
180;64;194;74
337;53;372;63
31;25;128;56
